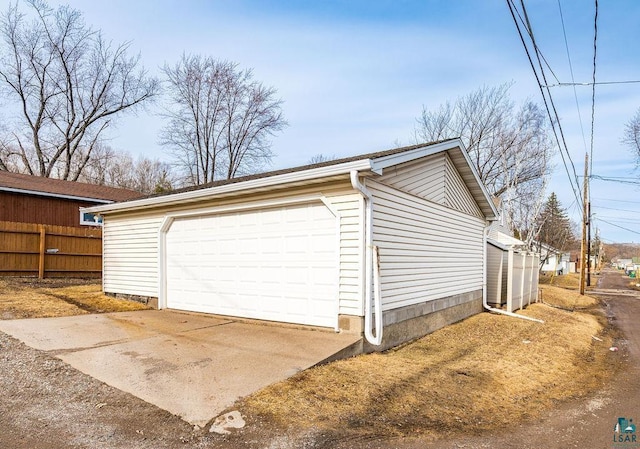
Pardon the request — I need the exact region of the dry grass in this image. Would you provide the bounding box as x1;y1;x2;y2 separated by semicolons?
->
539;272;600;290
539;284;599;310
242;289;617;439
0;277;149;319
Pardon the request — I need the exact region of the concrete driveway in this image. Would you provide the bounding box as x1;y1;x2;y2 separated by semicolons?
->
0;310;361;427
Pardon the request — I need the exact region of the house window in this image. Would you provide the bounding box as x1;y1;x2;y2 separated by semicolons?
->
80;211;103;226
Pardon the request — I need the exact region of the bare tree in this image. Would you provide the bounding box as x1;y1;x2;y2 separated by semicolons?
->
623;107;640;166
416;83;553;236
161;55;287;185
80;145;175;194
0;0;159;180
308;153;336;164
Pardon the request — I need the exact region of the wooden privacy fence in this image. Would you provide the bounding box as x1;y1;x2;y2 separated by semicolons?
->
0;221;102;278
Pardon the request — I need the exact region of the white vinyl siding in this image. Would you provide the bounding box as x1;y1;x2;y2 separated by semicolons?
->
101;187;363;318
328;194;363;315
377;153;447;204
367;179;485;311
103;214;164;297
444;153;483;218
486;242;505;305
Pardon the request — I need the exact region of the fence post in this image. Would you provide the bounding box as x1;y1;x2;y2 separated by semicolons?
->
38;225;46;279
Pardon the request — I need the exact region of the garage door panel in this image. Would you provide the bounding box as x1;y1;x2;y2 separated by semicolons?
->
165;202;338;327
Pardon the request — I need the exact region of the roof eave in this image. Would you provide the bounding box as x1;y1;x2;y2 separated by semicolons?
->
83;158;374;215
371;138;498;221
0;186;113;204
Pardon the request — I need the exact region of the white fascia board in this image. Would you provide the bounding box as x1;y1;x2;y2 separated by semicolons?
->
371;138;499;220
0;186;113;204
451;141;499;220
83;159;373;215
369;139;462;174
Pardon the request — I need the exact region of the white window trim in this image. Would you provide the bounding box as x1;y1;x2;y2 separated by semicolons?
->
80;210;103;226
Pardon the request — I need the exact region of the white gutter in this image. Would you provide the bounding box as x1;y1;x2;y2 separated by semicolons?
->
83;159;373;215
350;170;383;346
483;223;544;324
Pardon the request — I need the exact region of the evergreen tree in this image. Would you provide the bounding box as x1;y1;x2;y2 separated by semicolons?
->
533;193;576;266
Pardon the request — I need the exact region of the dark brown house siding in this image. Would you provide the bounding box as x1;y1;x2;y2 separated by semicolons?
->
0;191;100;228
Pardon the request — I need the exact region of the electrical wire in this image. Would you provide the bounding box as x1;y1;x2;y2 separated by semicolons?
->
558;0;589;157
592;197;640;205
506;0;583;209
595;218;640;236
592;205;640;214
589;0;598;177
591;174;640;185
545;80;640;87
596;216;640;224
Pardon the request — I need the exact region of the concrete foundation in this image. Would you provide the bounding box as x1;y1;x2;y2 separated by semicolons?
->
106;292;158;309
363;290;483;352
338;314;364;334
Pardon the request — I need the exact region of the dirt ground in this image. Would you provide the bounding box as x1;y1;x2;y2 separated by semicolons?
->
0;277;148;319
0;270;635;448
360;268;639;449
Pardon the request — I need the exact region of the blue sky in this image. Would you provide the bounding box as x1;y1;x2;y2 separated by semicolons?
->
35;1;640;244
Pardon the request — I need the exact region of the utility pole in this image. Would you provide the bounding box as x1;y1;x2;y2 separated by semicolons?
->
579;153;589;295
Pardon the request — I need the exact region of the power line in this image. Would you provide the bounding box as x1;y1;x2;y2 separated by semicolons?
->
593;205;640;214
544;80;640;87
557;0;589;157
596;218;640;236
592;196;640;204
591;174;640;185
589;0;598;177
506;0;583;209
597;216;640;224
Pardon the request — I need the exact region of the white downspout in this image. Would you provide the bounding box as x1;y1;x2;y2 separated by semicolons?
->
483;224;544;324
350;170;383;346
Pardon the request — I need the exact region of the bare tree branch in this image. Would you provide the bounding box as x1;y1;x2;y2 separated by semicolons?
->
160;55;286;185
0;0;159;179
416;83;554;236
623;107;640;169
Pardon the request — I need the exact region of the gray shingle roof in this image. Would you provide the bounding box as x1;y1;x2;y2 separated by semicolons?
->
0;171;143;202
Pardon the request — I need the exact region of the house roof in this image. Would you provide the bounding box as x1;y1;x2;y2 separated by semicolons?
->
488;228;527;248
85;138;498;220
0;171;142;203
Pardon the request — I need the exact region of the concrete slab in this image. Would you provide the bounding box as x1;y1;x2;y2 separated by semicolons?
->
0;310;361;426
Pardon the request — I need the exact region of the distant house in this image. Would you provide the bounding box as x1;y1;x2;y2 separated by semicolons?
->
539;243;570;275
0;171;141;228
615;258;632;270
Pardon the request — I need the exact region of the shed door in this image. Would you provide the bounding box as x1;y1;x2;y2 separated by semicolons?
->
165;202;338;327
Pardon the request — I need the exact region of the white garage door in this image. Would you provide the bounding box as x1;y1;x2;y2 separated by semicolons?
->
165;202;338;327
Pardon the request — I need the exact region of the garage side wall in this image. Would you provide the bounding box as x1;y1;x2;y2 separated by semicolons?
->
368;179;484;309
365;176;485;350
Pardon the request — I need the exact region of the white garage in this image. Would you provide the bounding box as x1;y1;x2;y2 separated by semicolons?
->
87;139;499;350
164;202;339;327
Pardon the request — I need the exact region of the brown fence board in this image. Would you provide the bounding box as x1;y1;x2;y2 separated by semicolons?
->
0;221;102;278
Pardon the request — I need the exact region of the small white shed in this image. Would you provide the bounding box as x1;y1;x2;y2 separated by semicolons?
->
486;226;539;313
85;139;498;351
